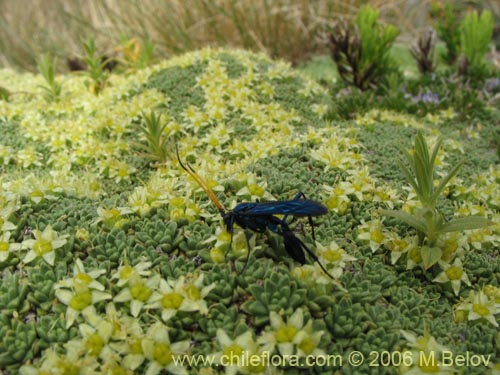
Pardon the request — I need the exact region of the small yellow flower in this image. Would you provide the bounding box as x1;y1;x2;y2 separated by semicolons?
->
357;219;386;253
483;285;500;303
210;247;225;263
437;232;468;262
455;290;500;327
235;173;274;202
0;204;17;232
433;259;471;296
258;308;324;359
383;232;417;265
55;259;112;328
114;273;160;317
316;240;356;279
95;206;133;228
112;260;153;287
141;322;190;375
0;231;22;262
17;146;42;168
214;330;267;375
400;330;453;375
22;225;68;266
146;274;215;322
323;183;351;214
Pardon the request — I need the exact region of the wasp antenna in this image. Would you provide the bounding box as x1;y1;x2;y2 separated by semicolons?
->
175;143;226;213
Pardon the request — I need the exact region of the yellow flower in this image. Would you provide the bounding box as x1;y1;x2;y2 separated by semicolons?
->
383;232;417;265
235;173;274;202
16;146;42;168
22;225;68;266
95;206;134;228
114;273;160;317
142;322;190;375
433;258;471;296
145;274;215;322
357;219;386;253
112;260;153;287
400;330;453;374
0;231;22;262
258;308;323;358
214;330;267;375
316;240;356;279
55;259;112;328
0;204;17;232
455;290;500;327
323;183;351;214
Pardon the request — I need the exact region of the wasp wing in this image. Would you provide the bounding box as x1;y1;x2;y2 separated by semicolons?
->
234;200;327;217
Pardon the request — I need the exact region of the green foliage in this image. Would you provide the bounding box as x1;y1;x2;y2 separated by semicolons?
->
36;316;75;349
0;273;30;315
136;111;172;166
458;10;494;77
0;86;10;101
325;298;367;338
328;5;399;91
429;1;461;65
27;262;67;313
1;48;499;374
197;304;239;339
0;317;36;369
398;131;460;209
134;219;182;256
82;37;109;95
146;64;206;119
326;88;372;120
36;53;62;101
241;272;307;326
355;5;400;84
381;131;492;269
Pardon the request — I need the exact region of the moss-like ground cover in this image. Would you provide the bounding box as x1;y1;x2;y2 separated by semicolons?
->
0;49;499;375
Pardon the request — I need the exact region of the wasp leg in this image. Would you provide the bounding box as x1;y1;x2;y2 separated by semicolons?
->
285;229;335;280
281;227;306;264
277;219;335;280
238;230;253;274
282;192;319;242
225;230;234;258
282;192;308;223
224;216;235;258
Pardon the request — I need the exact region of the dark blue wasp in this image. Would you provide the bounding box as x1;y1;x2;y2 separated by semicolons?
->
176;147;334;279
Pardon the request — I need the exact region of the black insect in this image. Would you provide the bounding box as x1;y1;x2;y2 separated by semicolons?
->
176;147;334;279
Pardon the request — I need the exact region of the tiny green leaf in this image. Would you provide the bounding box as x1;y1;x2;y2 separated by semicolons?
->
396;157;420;195
379;209;427;234
438;216;493;233
429;137;443;171
434;158;465;200
421;246;442;269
